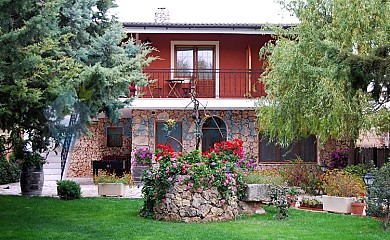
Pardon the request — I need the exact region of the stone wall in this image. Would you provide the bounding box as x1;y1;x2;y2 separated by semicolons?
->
154;177;240;222
319;138;351;165
67;119;132;178
131;109;259;158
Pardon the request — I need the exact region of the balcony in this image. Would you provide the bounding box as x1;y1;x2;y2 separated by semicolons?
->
137;69;266;99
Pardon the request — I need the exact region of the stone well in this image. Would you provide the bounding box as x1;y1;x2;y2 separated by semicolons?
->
154;177;240;223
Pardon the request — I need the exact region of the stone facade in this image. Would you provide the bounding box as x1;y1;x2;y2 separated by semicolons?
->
131;109;259;156
67;118;132;177
154;177;240;222
67;108;351;177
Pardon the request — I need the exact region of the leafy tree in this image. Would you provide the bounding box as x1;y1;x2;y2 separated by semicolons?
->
0;0;155;158
257;0;390;146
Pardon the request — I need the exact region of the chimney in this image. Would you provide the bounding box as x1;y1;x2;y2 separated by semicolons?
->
154;7;170;23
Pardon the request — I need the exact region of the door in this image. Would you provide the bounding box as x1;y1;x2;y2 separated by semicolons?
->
175;46;215;98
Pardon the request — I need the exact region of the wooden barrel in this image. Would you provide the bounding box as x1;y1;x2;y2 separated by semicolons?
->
20;168;44;196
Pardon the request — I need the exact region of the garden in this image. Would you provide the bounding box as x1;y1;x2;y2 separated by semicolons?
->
0;195;388;240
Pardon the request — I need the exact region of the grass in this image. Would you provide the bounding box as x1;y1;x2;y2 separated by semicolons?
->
0;196;388;240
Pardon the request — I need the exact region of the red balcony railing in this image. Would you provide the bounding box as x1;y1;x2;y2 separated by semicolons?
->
137;69;266;98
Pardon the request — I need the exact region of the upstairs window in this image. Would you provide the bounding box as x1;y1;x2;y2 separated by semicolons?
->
175;46;215;79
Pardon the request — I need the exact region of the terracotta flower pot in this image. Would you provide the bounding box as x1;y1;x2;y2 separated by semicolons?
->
351;202;367;216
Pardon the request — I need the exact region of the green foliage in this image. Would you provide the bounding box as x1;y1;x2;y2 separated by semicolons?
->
344;163;370;178
1;196;389;239
300;197;322;207
0;157;19;185
0;135;19;184
141;140;252;219
258;0;390;145
56;180;81;200
279;163;323;195
15;152;46;170
0;0;156;159
242;170;286;185
367;160;390;230
93;171;133;185
268;186;289;220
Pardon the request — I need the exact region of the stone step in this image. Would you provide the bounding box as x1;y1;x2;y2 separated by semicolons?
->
44;162;61;169
44;174;62;181
46;156;61;163
44;168;61;175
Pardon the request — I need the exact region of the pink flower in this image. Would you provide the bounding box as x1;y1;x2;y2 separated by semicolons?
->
168;177;173;182
162;198;166;203
220;199;226;205
197;188;202;193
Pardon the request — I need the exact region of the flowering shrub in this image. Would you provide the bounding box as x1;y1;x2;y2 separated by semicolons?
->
133;147;153;166
322;169;366;198
278;162;323;195
329;150;348;169
140;139;255;219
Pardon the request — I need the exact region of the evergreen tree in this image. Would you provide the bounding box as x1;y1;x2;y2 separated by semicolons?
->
0;0;154;157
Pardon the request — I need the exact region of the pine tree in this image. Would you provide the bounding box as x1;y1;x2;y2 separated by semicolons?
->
0;0;154;156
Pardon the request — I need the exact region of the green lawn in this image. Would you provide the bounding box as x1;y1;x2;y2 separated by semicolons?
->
0;196;387;240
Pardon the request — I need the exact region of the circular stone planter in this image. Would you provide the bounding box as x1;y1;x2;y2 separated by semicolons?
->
154;176;240;223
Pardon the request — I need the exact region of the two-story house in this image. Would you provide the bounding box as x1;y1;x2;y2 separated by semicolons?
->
64;22;344;178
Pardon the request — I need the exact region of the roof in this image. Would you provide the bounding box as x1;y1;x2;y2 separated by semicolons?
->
123;22;296;35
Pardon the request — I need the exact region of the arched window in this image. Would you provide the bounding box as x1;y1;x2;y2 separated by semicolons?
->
201;117;227;152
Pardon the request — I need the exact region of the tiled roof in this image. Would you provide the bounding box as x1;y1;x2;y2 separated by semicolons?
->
122;22;296;34
123;22;295;29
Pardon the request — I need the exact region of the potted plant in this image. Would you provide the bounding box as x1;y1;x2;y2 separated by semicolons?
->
322;169;366;213
300;197;323;210
351;193;367;216
16;152;46;196
132;147;153;185
94;171;133;197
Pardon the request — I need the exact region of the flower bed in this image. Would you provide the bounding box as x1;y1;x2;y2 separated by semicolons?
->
140;139;256;222
154;175;240;222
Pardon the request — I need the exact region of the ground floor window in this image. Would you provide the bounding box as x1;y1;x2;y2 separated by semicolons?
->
259;135;317;162
106;126;123;147
202;116;227;152
155;121;183;152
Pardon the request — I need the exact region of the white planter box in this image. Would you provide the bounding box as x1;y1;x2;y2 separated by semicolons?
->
322;195;355;214
98;183;125;197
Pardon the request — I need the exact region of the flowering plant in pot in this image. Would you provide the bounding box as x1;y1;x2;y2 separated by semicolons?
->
133;147;153;166
94;171;133;197
322;169;366;213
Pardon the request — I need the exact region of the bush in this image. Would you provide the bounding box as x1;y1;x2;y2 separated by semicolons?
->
56;180;81;200
344;164;369;178
0;157;19;184
279;162;323;195
243;169;286;185
322;170;366;197
367;160;390;230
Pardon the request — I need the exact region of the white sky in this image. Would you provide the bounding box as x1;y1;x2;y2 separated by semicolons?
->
112;0;299;24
